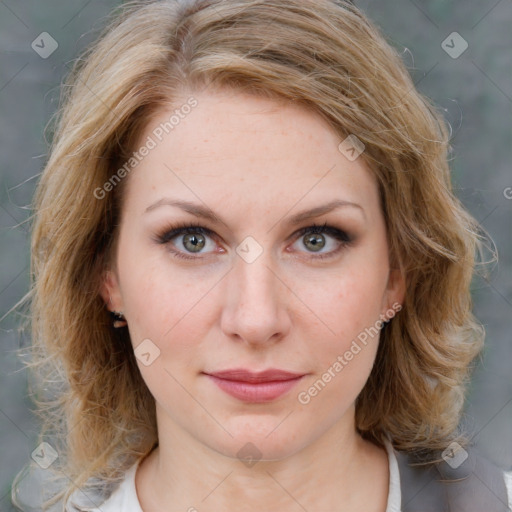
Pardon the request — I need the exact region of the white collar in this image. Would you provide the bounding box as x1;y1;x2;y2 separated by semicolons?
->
384;437;402;512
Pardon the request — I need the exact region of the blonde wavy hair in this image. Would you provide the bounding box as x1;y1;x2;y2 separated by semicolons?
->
12;0;491;509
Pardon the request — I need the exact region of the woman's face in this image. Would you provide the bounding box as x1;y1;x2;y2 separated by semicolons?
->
101;88;404;460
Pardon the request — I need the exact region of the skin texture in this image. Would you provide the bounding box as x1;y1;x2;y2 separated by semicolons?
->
100;88;405;511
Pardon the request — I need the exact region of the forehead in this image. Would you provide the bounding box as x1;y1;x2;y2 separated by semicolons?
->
123;89;379;219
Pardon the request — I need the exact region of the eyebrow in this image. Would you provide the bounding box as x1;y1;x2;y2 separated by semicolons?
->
144;198;366;225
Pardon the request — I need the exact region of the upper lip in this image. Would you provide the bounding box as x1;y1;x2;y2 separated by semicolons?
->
204;368;305;383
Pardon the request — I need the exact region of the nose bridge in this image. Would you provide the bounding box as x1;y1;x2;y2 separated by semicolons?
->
235;251;276;301
220;248;289;344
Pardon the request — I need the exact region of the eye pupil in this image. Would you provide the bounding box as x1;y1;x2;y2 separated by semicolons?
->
304;233;325;252
183;233;205;252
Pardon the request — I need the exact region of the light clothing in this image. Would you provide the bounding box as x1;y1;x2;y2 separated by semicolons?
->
70;439;512;511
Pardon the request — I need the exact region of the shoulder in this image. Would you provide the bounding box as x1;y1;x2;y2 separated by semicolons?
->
393;443;512;512
66;463;142;512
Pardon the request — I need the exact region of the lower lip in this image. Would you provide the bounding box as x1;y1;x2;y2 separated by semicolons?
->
206;375;304;403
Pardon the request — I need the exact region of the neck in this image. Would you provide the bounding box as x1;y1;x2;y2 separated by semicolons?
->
136;405;390;512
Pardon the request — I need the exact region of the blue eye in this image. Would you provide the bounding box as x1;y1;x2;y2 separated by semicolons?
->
155;221;353;261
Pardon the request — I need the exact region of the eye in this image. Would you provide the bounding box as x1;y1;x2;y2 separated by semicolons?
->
154;221;353;261
154;222;219;260
290;222;353;260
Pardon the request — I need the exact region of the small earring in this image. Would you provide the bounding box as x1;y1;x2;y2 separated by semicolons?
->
110;311;127;328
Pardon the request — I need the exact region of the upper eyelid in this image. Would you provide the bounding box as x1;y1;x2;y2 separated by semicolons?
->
160;222;343;236
158;222;352;247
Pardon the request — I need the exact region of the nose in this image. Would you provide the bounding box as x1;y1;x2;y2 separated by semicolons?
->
220;251;291;347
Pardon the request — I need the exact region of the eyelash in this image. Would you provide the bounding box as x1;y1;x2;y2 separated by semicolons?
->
154;221;353;261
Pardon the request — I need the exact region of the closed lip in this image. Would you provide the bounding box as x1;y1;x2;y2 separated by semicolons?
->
203;368;306;383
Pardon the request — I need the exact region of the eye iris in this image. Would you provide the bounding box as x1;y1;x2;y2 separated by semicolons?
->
183;233;206;252
304;233;325;252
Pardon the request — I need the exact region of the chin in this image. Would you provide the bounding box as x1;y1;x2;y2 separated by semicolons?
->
202;420;309;463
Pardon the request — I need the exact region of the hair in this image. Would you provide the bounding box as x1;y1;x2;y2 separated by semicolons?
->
12;0;493;509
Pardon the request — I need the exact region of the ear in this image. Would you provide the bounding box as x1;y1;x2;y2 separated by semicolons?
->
99;268;124;312
382;266;406;316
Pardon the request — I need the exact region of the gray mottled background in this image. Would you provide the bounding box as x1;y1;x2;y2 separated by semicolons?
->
1;0;511;510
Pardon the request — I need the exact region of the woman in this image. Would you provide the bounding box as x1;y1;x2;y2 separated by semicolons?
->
12;0;512;510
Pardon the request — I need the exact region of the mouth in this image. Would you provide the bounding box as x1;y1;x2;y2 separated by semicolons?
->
202;368;307;403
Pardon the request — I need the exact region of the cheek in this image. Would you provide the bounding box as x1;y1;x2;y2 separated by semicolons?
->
125;272;203;346
308;266;386;343
117;232;190;324
118;258;209;406
114;255;162;344
294;263;388;403
295;269;384;411
117;246;217;373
